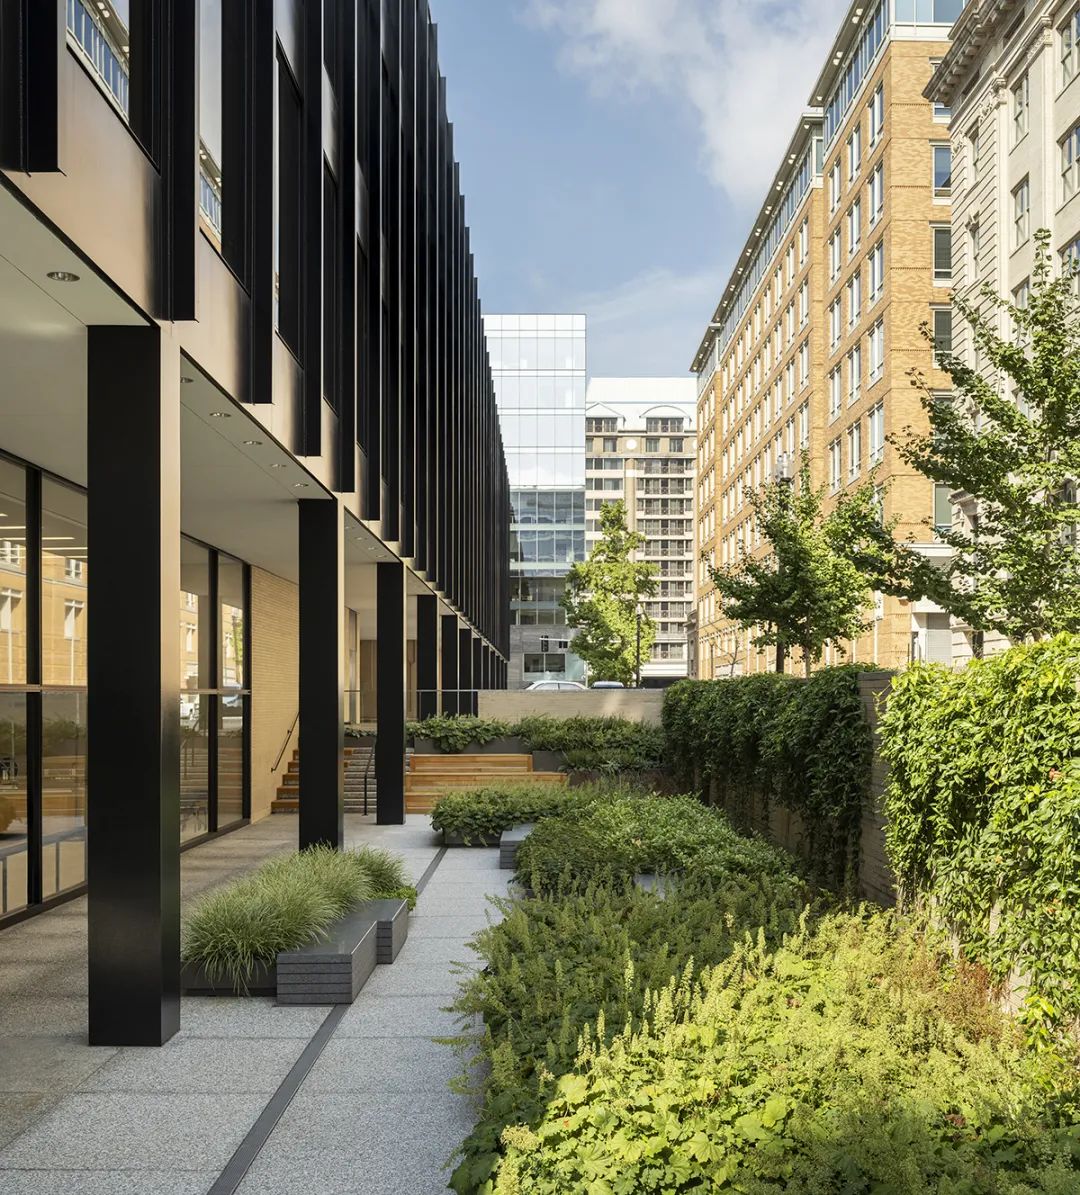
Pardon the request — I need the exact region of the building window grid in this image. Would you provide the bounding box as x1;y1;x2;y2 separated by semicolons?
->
847;420;862;479
1013;177;1030;247
1062;9;1080;88
1013;74;1029;144
869;401;885;465
1062;124;1080;202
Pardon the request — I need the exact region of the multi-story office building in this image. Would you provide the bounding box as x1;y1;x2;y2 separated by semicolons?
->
0;1;509;1044
692;0;961;678
927;0;1080;662
486;315;588;687
584;379;697;683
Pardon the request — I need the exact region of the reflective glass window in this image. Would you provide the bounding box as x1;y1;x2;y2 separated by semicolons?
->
220;553;245;689
0;460;27;685
42;481;88;687
41;692;87;899
0;692;27;913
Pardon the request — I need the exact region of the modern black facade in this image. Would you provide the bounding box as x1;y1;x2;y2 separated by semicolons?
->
0;0;510;1044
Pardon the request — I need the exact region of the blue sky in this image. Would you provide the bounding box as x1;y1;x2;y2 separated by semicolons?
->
429;0;850;378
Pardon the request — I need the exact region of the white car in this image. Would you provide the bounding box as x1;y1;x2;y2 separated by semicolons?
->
525;680;587;691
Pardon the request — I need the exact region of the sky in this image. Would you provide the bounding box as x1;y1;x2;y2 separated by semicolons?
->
428;0;851;379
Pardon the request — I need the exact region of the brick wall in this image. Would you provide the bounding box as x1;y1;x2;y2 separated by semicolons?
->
250;568;299;821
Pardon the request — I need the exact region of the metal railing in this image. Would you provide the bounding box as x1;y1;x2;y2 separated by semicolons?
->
362;742;376;816
271;712;299;774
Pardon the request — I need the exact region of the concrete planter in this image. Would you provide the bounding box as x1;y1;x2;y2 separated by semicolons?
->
180;959;278;997
499;823;535;870
530;749;565;773
441;830;499;847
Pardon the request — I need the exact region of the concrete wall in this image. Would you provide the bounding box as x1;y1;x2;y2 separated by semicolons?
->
250;567;299;821
478;688;665;724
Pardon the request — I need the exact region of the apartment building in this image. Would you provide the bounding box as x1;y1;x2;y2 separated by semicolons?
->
584;379;697;683
487;315;588;687
692;0;961;678
927;0;1080;661
0;1;509;1044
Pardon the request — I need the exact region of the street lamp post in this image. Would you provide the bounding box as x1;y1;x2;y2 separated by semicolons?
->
773;452;795;675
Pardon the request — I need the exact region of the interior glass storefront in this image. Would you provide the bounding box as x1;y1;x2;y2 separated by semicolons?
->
0;453;251;922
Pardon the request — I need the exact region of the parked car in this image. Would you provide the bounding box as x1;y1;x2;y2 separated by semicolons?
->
590;681;626;689
525;680;587;691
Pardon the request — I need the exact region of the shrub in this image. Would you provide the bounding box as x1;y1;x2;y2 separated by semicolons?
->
181;845;407;989
430;780;613;844
514;792;797;894
662;666;878;888
475;912;1080;1195
407;715;512;752
880;634;1080;1040
449;872;813;1192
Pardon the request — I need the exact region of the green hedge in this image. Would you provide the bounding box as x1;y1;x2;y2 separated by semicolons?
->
662;666;877;888
473;912;1080;1194
879;634;1080;1041
515;791;799;895
429;780;613;844
407;714;663;770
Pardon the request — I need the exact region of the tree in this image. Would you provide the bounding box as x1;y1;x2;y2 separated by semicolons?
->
897;230;1080;641
562;501;659;685
708;456;905;676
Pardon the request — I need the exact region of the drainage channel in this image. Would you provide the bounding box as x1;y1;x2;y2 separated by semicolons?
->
206;845;449;1195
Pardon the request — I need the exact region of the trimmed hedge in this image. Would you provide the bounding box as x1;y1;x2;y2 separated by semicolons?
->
662;666;877;888
880;634;1080;1041
429;780;611;844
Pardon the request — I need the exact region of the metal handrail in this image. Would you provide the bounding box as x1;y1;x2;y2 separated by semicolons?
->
362;739;376;815
271;712;299;774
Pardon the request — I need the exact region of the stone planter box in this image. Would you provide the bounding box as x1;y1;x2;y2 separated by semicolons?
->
530;749;565;773
499;823;535;870
180;959;278;997
441;830;499;847
181;898;410;1003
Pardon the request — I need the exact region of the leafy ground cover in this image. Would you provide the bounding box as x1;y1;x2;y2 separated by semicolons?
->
447;791;1080;1194
430;779;619;844
181;844;412;989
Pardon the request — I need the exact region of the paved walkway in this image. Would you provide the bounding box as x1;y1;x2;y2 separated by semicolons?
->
0;816;506;1194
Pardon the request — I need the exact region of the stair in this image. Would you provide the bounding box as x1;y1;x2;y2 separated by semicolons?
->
271;744;376;815
405;752;567;815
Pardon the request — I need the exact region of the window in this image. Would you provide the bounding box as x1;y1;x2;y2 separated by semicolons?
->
847;421;862;479
829;159;843;213
829;367;843;418
868;162;884;224
798;402;810;449
829;438;842;491
933;225;952;280
1013;279;1030;310
830;229;842;281
967;122;981;170
322;165;339;410
799;279;809;327
930;60;950;120
934;483;953;537
829;298;842;350
276;53;302;357
1013;177;1030;247
1062;123;1080;201
848;123;862;180
1061;236;1080;289
1013;74;1029;143
848;199;862;255
605;437;620;452
933;144;952;197
869;319;885;383
848;344;863;402
868;240;885;302
869;83;884;146
1062;9;1080;87
895;0;964;21
848;271;862;327
799;218;810;264
869;402;884;464
588;417;618;432
932;307;952;357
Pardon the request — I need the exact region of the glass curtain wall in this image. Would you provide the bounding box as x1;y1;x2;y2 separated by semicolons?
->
0;450;252;925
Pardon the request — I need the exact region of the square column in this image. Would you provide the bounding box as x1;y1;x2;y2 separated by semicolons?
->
457;627;473;715
376;561;407;823
298;500;345;849
87;326;181;1047
441;614;459;715
416;595;438;720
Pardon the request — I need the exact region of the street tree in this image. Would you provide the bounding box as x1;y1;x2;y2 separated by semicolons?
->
896;230;1080;641
562;500;659;685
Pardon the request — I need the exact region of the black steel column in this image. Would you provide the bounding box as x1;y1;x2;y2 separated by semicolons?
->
416;595;438;720
376;561;407;824
441;614;459;715
458;627;473;715
298;500;344;849
87;326;181;1047
472;637;483;714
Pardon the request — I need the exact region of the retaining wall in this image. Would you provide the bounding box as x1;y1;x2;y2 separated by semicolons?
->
477;689;665;724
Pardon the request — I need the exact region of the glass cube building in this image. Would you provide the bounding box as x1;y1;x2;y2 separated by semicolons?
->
485;315;587;686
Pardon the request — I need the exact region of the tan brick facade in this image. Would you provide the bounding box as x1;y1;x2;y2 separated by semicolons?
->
249;567;299;821
693;16;954;676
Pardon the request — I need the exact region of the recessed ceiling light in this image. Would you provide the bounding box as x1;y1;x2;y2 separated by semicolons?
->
242;439;262;446
293;482;309;488
46;270;80;283
209;411;230;418
180;376;195;384
269;463;285;469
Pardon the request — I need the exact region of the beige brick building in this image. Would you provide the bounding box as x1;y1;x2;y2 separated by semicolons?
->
692;0;960;677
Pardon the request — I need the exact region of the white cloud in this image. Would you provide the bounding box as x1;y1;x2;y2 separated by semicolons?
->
569;263;728;376
525;0;849;207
